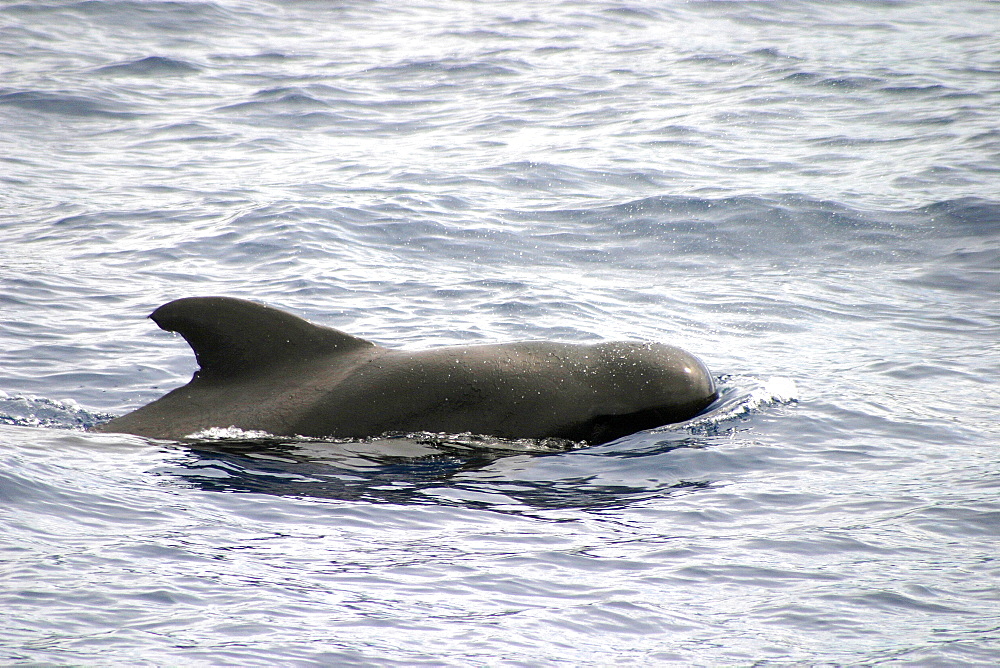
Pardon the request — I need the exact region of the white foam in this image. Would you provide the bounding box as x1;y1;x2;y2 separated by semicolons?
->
676;376;799;431
59;398;82;411
754;376;800;406
185;426;277;440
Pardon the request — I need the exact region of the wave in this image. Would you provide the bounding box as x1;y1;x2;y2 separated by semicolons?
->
0;89;140;118
0;392;113;430
94;55;201;76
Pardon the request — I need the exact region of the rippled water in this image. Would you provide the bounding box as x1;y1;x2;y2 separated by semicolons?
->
2;0;999;665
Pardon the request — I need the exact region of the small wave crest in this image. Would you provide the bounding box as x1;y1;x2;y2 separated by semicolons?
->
0;90;140;118
0;392;114;430
94;55;201;76
739;376;800;412
667;375;799;436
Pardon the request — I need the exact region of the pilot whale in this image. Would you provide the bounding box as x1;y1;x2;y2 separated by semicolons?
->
91;296;717;444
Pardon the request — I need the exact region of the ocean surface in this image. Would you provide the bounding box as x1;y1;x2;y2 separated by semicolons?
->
2;0;999;665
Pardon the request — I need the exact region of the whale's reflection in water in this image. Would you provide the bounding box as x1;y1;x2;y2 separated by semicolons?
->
168;428;709;514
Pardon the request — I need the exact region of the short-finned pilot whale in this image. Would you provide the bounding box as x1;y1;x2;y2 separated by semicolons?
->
91;296;717;444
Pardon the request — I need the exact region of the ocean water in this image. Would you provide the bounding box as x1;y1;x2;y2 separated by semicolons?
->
2;0;999;665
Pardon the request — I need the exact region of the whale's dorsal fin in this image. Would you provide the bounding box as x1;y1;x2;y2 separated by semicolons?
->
149;296;376;380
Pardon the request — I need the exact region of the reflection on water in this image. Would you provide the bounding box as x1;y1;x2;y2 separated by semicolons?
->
170;437;689;512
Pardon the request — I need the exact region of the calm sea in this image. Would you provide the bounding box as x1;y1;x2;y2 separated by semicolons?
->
2;0;998;665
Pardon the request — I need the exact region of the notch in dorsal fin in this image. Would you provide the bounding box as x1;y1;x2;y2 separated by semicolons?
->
149;296;375;380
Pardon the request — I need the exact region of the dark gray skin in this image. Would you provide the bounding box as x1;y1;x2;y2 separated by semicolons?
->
91;297;717;444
